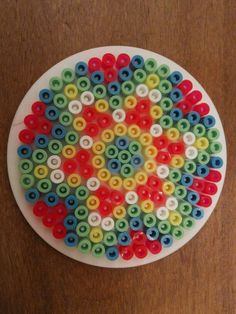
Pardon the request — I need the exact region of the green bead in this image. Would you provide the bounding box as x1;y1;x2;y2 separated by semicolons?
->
76;222;90;237
157;220;171;234
37;179;52;193
49;77;63;93
143;213;157;228
160;115;173;129
105;145;119;159
109;95;122;109
48;140;63;154
74;205;89;220
182;217;195;230
65;131;79;145
144;58;158;73
160;97;173;111
93;84;106;99
169;169;182;183
172;226;184;240
177;119;191;133
127;204;141;217
78;239;92;253
59;111;73;126
75;186;89;200
197;151;210;165
128;141;142;154
19;159;33;174
77;77;91;92
20;174;35;189
157;64;170;79
120;164;134;178
121;81;135;96
207;128;220;141
174;185;187;199
103;231;117;246
178;202;192;216
208;141;222;154
158;79;172;95
118;150;131;164
56;183;70;198
115;218;129;232
184;160;197;174
32;149;47;164
192;124;206;137
133;69;147;83
92;243;105;257
61;68;75;83
53;93;68;109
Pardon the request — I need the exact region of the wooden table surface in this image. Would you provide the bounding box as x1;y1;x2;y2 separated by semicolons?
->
0;1;235;313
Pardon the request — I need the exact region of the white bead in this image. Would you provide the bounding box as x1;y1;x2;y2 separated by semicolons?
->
47;155;61;169
135;84;149;98
166;197;178;211
112;109;126;122
183;132;196;146
156;165;169;179
149;89;162;103
156;207;169;220
125;191;138;204
80;91;95;106
185;146;198;160
88;212;102;227
86;177;100;191
79;135;93;149
50;169;65;184
68;100;82;114
150;124;163;137
101;217;115;231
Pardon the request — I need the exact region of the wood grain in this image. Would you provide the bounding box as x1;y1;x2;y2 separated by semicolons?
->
0;0;235;313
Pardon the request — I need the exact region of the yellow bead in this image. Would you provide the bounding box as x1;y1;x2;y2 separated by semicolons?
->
123;178;136;191
95;99;109;112
64;84;78;100
144;160;157;173
34;165;48;179
162;181;175;195
141;200;154;213
135;171;148;185
195;137;209;150
146;74;160;89
92;141;106;155
113;123;127;136
139;133;152;146
109;176;123;189
67;174;81;188
144;145;158;158
124;95;137;109
150;105;163;119
170;155;185;168
127;125;141;138
166;128;180;141
113;206;126;219
86;195;100;210
97;168;111;182
168;211;182;226
92;156;105;169
101;129;115;143
73;117;86;131
62;145;76;159
89;227;103;243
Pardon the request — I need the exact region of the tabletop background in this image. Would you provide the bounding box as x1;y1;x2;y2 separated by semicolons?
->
0;1;235;313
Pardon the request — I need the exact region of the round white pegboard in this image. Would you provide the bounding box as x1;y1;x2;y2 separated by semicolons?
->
7;46;227;268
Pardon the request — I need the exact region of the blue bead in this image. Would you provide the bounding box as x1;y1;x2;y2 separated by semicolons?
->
107;81;121;96
35;134;49;149
168;71;183;85
17;145;32;158
45;105;60;121
187;111;201;125
64;215;77;230
146;227;159;240
25;188;40;203
196;165;210;177
187;191;200;205
203;115;216;128
64;233;79;247
51;124;66;139
115;136;129;150
169;88;183;103
118;232;131;246
191;207;204;220
107;158;121;174
118;67;133;82
209;156;223;169
90;71;104;84
131;55;144;70
180;174;193;187
105;246;119;261
130;217;143;231
131;155;144;168
44;192;59;207
161;235;173;248
170;108;183;121
65;195;79;210
75;61;88;76
39;89;54;104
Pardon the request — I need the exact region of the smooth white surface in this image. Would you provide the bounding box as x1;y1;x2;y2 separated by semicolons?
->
7;46;227;268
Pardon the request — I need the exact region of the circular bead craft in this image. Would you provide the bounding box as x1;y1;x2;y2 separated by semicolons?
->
8;47;226;267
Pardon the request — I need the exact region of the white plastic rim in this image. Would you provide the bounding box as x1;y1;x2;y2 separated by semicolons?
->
7;46;227;268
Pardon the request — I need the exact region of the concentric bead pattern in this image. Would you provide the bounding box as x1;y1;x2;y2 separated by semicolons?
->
17;52;224;262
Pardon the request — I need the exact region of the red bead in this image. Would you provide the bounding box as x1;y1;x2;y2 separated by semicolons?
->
136;99;150;113
42;213;57;227
33;201;48;217
186;90;202;105
31;101;46;116
104;68;117;83
153;135;169;150
88;57;102;73
168;142;185;155
84;123;99;137
97;113;112;128
53;203;67;219
191;178;205;192
116;53;130;69
52;223;67;239
98;200;112;217
205;170;222;182
24;114;39;129
82;107;97;122
110;190;124;205
38;118;52;134
18;129;35;144
125;110;140;124
177;80;193;95
95;186;110;200
63;160;77;174
79;164;94;179
156;151;171;164
146;240;162;254
137;116;153;130
133;244;148;259
176;100;193;115
131;231;146;245
150;191;166;205
197;194;212;207
203;182;218;195
136;185;151;200
193;103;210;117
147;175;162;190
119;245;134;260
76;149;90;164
102;53;116;69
